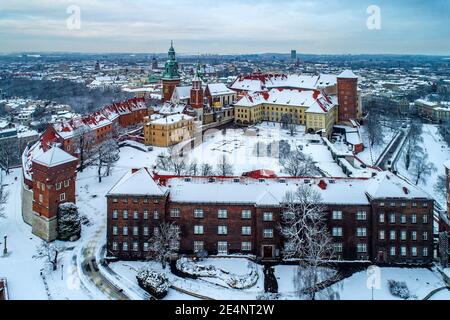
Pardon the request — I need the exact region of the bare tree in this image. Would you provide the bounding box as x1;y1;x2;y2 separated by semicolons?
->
0;176;8;219
146;222;180;269
187;161;199;176
0;138;19;175
92;139;119;182
33;242;61;271
404;120;423;171
366;112;384;148
411;152;436;185
201;163;214;176
281;146;318;177
434;175;447;204
215;155;234;176
155;148;187;176
280;185;335;300
72;125;95;172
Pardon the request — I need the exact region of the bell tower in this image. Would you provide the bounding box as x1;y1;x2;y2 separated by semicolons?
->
161;41;181;102
190;62;203;109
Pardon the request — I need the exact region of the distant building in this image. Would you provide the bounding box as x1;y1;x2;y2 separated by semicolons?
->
290;50;297;60
0;278;8;300
415;99;450;123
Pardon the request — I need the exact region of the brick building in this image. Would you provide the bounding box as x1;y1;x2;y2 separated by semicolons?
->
106;170;434;265
337;70;360;124
31;147;78;241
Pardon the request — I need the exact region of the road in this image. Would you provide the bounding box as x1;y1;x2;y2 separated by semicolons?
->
77;227;129;300
376;127;409;171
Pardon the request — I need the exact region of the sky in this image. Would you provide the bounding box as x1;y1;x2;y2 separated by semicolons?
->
0;0;449;55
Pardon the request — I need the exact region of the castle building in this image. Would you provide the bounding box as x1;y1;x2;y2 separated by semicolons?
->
143;114;194;147
161;42;181;103
31;147;78;241
106;170;434;265
231;72;362;136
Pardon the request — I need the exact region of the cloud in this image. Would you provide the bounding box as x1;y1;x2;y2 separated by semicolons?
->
0;0;449;54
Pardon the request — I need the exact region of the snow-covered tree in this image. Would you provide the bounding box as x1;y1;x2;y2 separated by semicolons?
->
366;112;385;148
33;241;61;271
215;155;234;176
91;139;119;182
280;146;319;177
280;185;335;300
136;268;170;299
434;175;447;204
439;232;448;268
57;202;81;241
146;222;180;269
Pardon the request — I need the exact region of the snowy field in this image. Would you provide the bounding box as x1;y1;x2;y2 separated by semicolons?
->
396;124;449;207
322;267;450;300
185;122;346;177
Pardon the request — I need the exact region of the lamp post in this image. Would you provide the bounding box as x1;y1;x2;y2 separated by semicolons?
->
3;235;7;255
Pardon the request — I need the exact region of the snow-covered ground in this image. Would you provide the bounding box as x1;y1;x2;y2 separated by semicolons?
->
322;267;450;300
185;123;346;177
358;124;397;166
396;124;449;207
110;257;266;300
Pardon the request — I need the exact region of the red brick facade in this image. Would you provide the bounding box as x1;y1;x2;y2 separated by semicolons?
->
106;176;434;265
32;159;78;220
337;77;358;123
162;79;180;103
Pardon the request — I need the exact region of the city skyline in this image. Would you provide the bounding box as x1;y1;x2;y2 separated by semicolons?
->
0;0;449;55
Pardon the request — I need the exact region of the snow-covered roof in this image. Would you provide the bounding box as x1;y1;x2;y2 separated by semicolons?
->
230;73;338;92
107;168;167;196
207;83;235;96
159;102;186;115
32;146;77;168
149;114;193;125
235;89;336;114
365;171;431;200
338;70;358;79
166;177;371;206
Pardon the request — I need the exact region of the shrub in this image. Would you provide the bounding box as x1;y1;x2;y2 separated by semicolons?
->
57;203;81;241
388;280;416;300
136;268;170;299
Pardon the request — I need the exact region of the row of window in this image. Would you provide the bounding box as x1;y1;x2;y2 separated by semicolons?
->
379;230;428;241
111;241;251;254
36;179;70;191
112;209;160;220
38;192;66;204
112;198;160;204
379;202;428;208
332;211;367;220
379;212;428;224
112;225;258;237
332;243;429;257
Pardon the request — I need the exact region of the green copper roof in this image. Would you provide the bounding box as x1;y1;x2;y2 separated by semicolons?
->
162;41;180;80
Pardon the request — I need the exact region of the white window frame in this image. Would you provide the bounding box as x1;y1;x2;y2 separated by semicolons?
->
194;225;204;235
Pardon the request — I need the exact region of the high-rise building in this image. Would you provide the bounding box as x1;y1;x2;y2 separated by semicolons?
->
290;50;297;60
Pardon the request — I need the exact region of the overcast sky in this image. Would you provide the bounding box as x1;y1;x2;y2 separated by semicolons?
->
0;0;449;55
